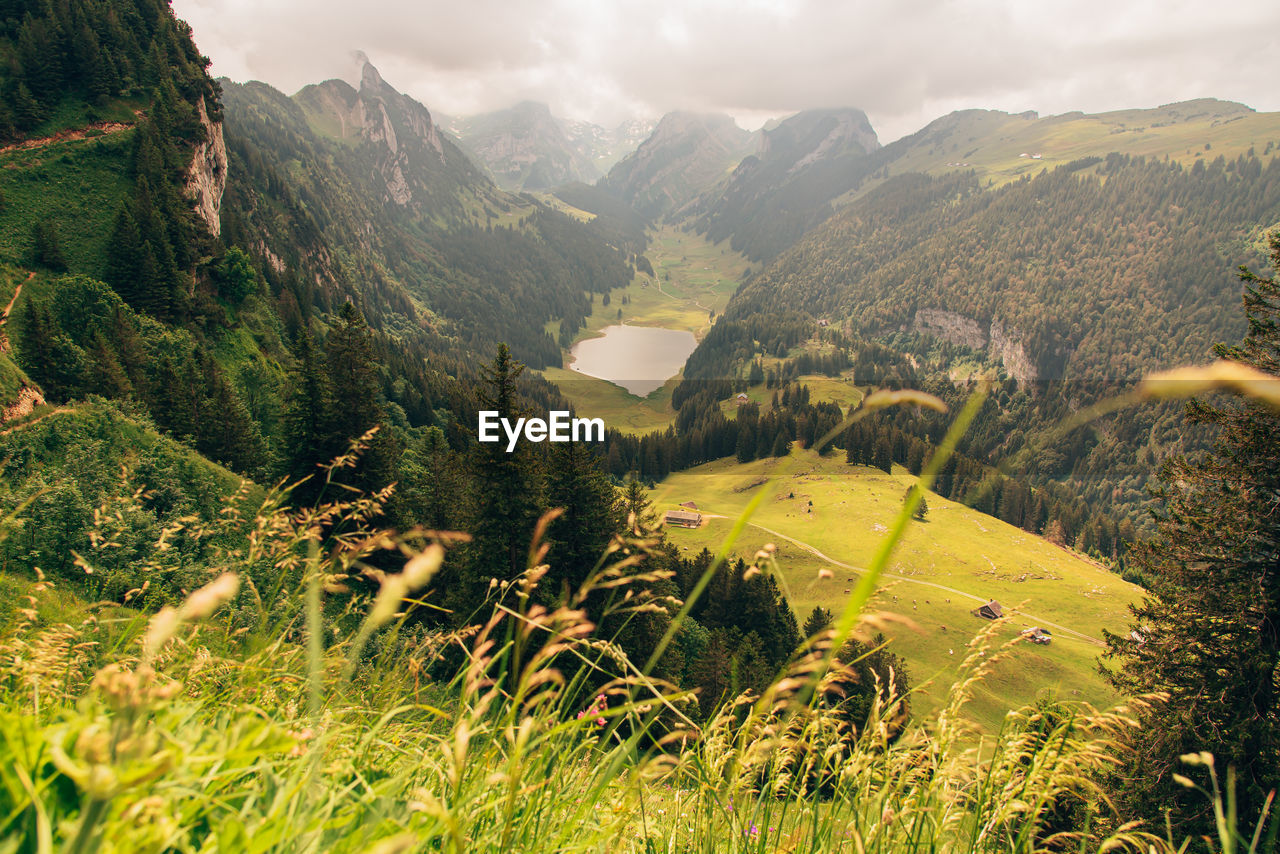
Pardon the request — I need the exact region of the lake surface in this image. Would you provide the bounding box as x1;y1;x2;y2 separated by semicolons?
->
569;325;698;397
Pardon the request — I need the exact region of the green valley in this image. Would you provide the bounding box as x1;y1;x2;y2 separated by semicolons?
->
1;0;1279;848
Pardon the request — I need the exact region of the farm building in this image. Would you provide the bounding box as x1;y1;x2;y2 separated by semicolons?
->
972;600;1004;620
679;501;698;510
664;510;702;529
1020;627;1052;645
735;392;750;404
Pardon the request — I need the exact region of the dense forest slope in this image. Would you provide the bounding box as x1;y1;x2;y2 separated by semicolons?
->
670;152;1280;540
734;155;1280;386
222;64;635;368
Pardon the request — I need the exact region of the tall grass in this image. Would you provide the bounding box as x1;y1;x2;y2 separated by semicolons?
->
0;382;1274;852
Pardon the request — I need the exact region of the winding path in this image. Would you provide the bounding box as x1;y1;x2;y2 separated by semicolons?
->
705;513;1106;646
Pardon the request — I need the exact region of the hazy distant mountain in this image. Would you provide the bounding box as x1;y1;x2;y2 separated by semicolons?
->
444;104;657;191
444;101;602;190
687;108;881;260
602;111;753;219
561;117;658;176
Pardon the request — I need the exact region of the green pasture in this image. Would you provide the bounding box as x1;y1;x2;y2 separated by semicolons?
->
650;448;1144;732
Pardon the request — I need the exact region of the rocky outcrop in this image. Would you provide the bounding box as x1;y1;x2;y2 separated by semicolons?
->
184;97;227;236
2;385;45;422
988;318;1038;385
293;61;474;210
912;309;1039;385
763;108;881;174
913;308;986;351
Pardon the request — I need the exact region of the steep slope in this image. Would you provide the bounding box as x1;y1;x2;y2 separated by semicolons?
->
222;63;634;368
293;62;486;214
602;111;752;220
686;108;881;261
448;101;601;190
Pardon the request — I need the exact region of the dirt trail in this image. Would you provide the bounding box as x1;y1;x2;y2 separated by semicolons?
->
699;512;1105;646
2;271;34;323
0;271;35;355
0;405;69;436
0;120;133;155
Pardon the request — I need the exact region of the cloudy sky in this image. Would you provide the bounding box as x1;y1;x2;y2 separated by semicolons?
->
170;0;1280;143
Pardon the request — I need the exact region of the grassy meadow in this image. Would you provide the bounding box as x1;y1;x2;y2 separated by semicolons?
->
650;448;1143;733
0;128;136;275
0;445;1223;853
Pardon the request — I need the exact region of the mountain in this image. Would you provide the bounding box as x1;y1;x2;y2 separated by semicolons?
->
677;150;1280;536
852;98;1280;193
292;62;487;212
446;101;602;190
686;108;881;261
222;63;634;367
601;111;753;220
561;116;657;176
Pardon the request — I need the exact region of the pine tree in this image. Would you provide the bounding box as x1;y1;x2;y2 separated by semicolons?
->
326;301;381;443
803;605;833;638
283;328;336;496
460;343;546;604
30;220;67;271
1102;233;1280;838
104;204;144;302
545;440;622;594
621;476;655;531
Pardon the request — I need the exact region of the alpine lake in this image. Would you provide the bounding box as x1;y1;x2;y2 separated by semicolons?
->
568;325;698;398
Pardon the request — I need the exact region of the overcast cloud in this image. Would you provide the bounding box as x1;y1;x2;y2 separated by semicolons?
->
170;0;1280;142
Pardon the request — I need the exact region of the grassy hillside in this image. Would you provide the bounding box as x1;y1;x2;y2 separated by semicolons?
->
835;99;1280;205
649;448;1142;732
0;126;135;274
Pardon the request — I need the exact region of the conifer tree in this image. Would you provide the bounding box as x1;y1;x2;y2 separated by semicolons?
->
30;220;67;271
283;328;336;496
545;440;622;593
460;343;546;601
104;204;143;302
1103;233;1280;838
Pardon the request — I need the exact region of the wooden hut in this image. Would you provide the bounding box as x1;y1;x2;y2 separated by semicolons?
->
972;600;1004;620
664;510;702;529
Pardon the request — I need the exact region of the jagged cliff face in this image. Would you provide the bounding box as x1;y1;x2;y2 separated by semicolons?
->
293;61;482;210
603;111;752;219
913;308;1041;385
185;96;227;236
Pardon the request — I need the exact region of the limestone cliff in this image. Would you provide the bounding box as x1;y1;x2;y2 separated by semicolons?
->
184;96;227;237
912;308;1039;385
293;61;482;212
